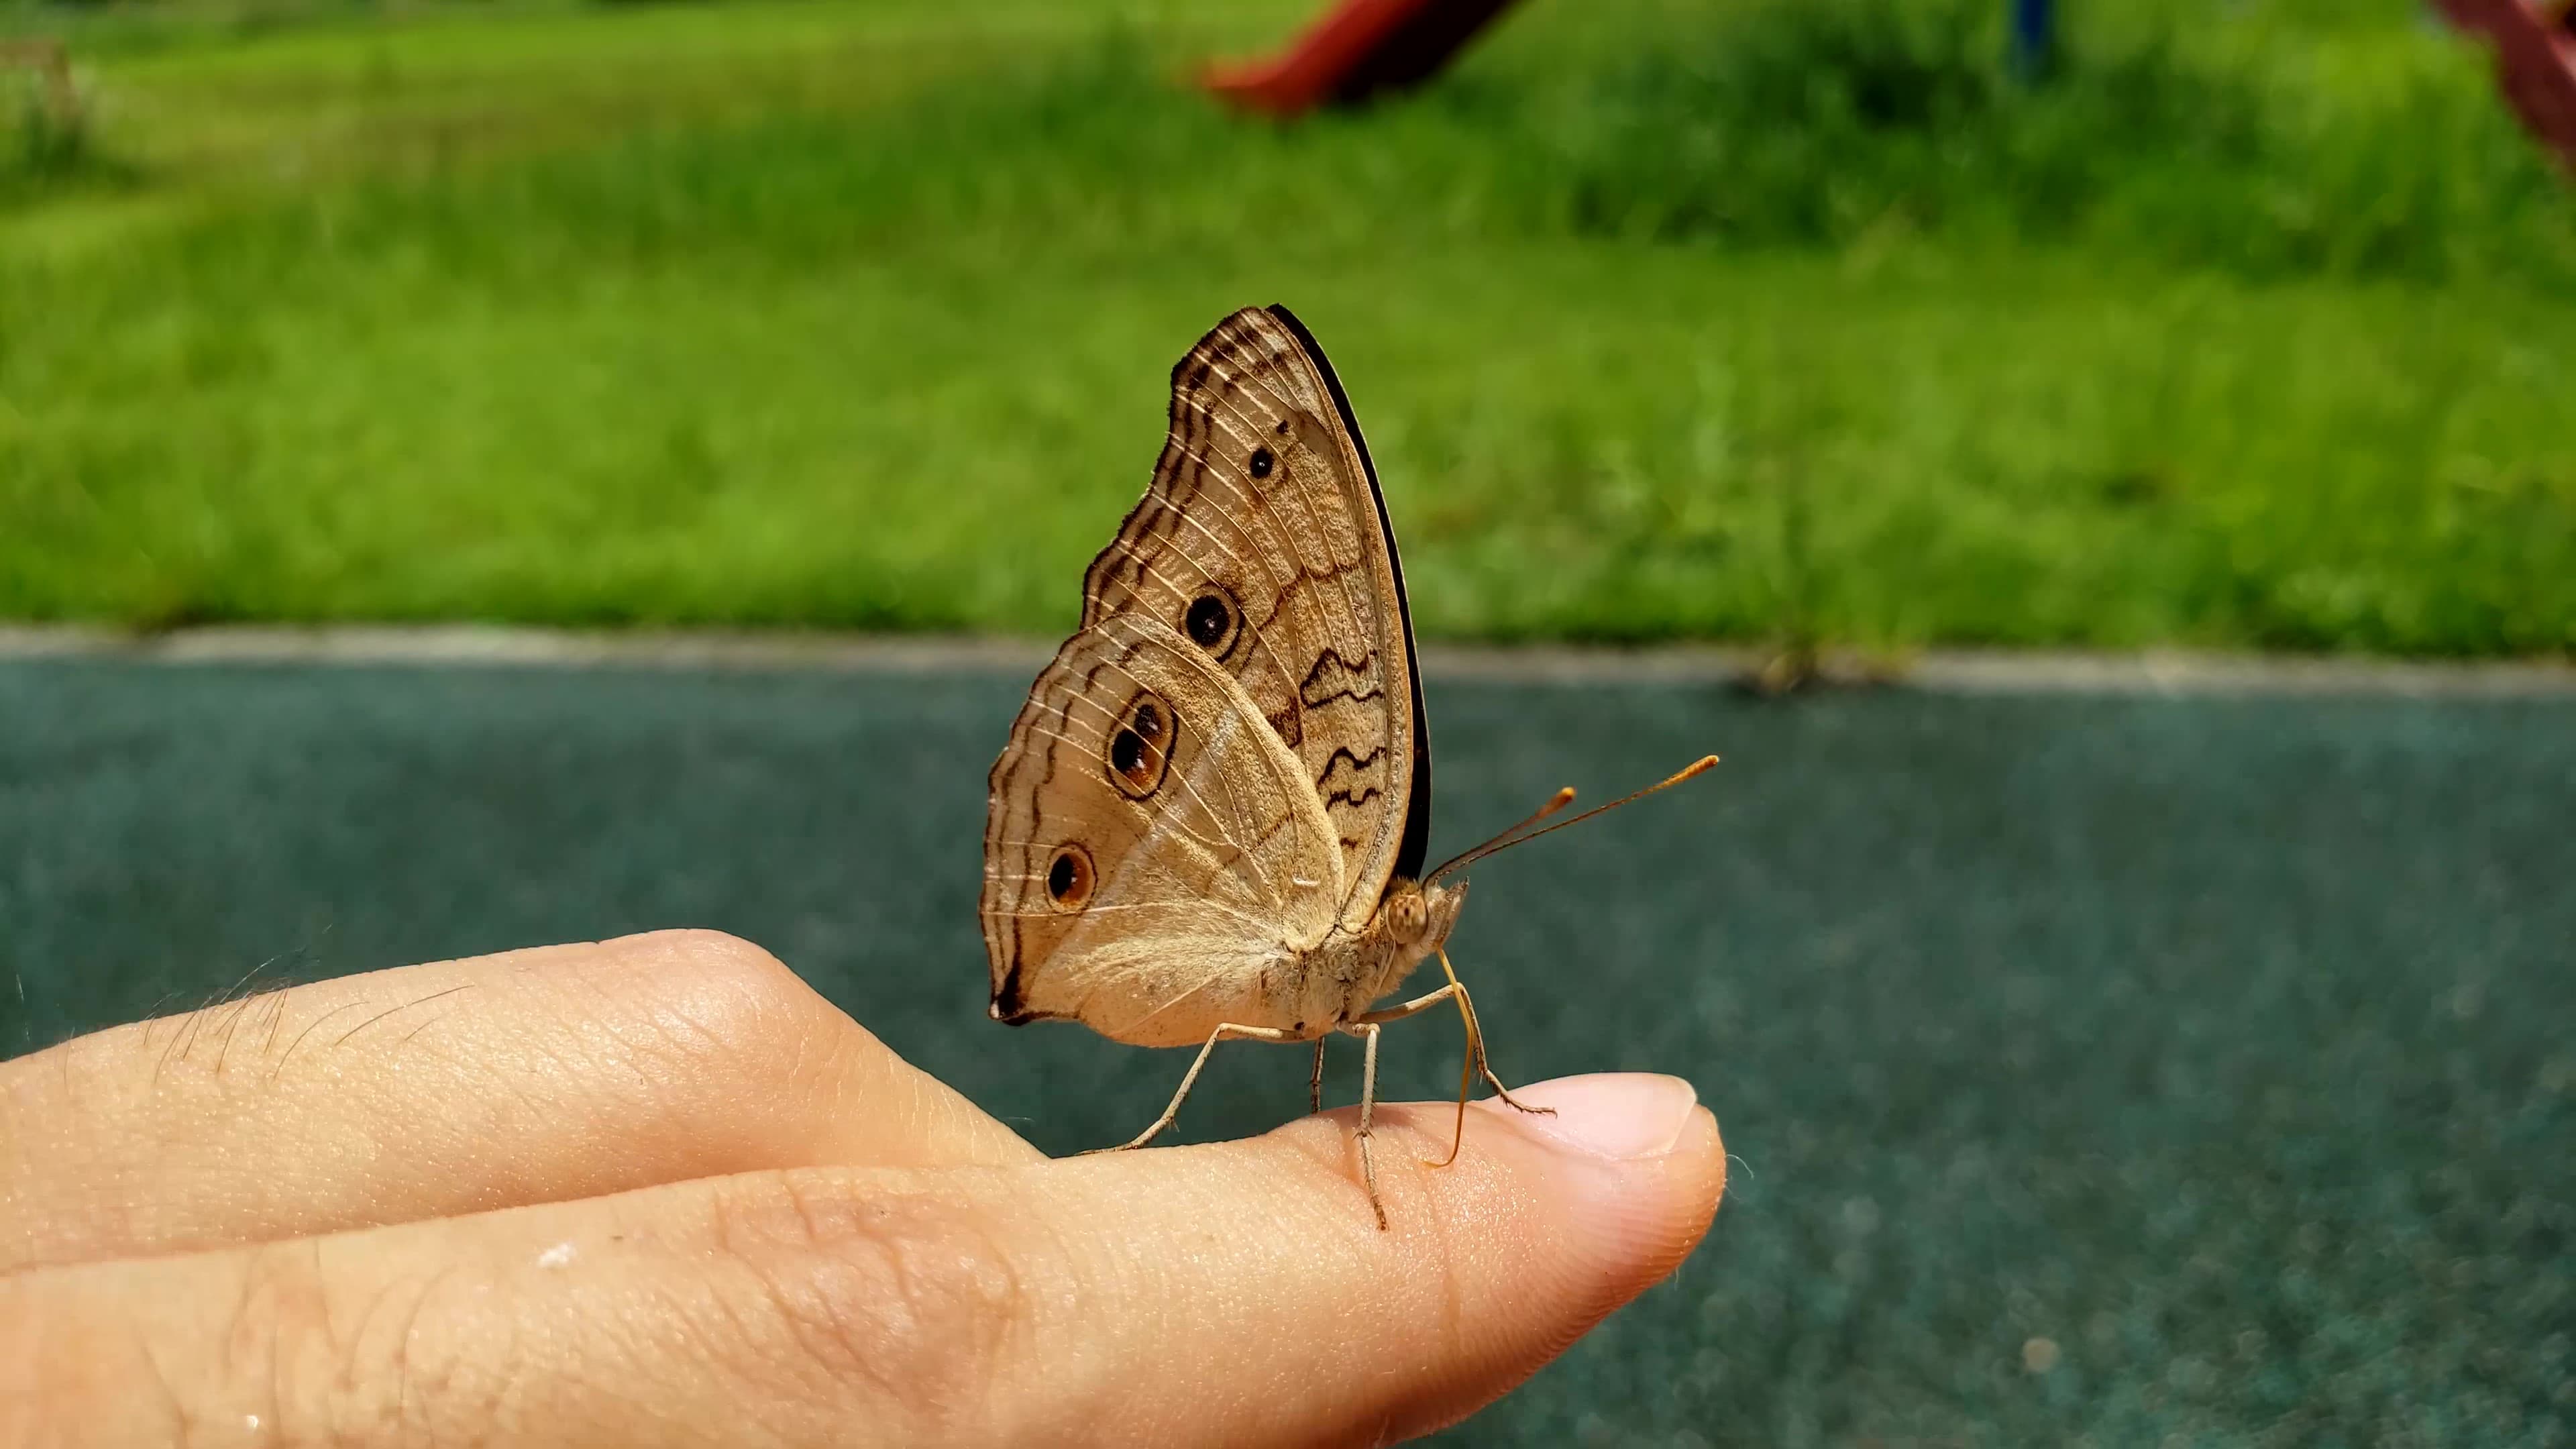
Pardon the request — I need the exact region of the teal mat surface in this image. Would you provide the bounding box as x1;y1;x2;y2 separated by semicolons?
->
3;659;2570;1444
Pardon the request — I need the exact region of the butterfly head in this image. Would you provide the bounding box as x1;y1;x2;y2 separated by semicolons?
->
1379;876;1466;955
1354;877;1466;1010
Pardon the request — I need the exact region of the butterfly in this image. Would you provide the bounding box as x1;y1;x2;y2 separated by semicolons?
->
981;305;1714;1228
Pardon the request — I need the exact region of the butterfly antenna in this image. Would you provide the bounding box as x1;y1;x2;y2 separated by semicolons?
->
1435;786;1575;873
1426;755;1719;884
1421;789;1572;884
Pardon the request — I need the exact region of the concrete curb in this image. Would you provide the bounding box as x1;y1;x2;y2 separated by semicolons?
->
3;625;2571;698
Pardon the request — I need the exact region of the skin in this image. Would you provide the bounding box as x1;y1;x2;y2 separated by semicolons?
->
0;929;1725;1447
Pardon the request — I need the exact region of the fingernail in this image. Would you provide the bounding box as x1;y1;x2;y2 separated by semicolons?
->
1491;1073;1701;1161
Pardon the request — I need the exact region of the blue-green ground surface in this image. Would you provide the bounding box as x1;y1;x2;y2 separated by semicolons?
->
2;659;2571;1443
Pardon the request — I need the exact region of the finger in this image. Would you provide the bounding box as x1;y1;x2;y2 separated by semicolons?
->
3;1073;1719;1447
0;930;1036;1271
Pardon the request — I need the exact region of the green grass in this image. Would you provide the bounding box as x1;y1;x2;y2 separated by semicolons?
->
3;0;2573;653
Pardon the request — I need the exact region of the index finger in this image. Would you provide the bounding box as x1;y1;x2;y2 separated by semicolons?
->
0;930;1038;1272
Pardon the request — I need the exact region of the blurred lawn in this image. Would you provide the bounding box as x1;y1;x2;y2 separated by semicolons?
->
3;0;2573;653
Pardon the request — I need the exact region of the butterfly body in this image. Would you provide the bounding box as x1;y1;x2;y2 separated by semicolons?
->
983;594;1467;1046
1218;875;1467;1046
1002;873;1462;1050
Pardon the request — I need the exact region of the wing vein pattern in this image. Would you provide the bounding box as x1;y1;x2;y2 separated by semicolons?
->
981;307;1428;1048
1079;307;1421;924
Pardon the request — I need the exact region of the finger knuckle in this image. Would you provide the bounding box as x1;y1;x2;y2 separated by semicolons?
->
197;1245;415;1443
639;928;802;999
703;1177;1030;1439
0;1278;186;1442
610;929;836;1061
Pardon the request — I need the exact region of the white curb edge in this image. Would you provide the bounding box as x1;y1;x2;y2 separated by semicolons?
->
1;625;2570;698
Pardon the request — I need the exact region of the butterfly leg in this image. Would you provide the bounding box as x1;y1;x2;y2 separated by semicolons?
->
1350;951;1552;1169
1308;1037;1328;1116
1436;950;1554;1120
1336;1019;1390;1230
1097;1021;1291;1153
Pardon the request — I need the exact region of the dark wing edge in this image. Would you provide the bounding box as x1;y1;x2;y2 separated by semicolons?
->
982;679;1063;1027
1263;303;1432;884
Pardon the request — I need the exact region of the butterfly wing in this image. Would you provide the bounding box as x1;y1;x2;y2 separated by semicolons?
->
1080;305;1430;933
981;614;1346;1048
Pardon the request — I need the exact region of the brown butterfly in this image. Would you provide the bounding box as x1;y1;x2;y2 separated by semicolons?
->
981;305;1713;1227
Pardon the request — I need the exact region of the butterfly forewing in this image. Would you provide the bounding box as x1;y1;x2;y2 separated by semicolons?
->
1079;307;1427;931
981;614;1344;1046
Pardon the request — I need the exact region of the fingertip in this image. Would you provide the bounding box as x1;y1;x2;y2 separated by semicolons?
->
1169;1075;1726;1439
1477;1071;1707;1161
1384;1085;1721;1437
1466;1073;1727;1305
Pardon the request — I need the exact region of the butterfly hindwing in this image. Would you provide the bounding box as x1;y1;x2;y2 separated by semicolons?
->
981;614;1345;1047
1079;306;1428;931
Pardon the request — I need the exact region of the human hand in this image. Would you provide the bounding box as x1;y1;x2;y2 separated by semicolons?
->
1;930;1723;1445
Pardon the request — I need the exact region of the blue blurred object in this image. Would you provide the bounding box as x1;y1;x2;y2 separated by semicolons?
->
2010;0;2057;81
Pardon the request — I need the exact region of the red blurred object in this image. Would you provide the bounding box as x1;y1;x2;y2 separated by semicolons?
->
2434;0;2576;174
1203;0;1523;116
